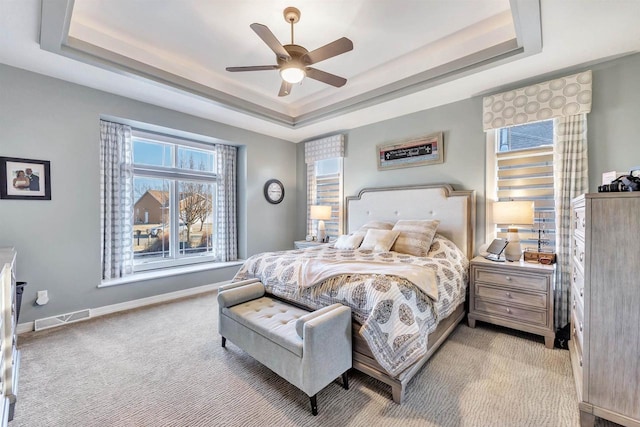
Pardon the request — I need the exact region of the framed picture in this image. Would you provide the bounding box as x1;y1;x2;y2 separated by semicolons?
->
0;157;51;200
377;132;444;170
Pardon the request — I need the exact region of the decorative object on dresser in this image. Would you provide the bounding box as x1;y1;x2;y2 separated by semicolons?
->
0;247;21;423
468;256;556;349
309;205;332;243
492;201;534;262
569;193;640;427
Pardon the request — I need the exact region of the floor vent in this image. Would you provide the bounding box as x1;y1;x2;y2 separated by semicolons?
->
34;309;91;331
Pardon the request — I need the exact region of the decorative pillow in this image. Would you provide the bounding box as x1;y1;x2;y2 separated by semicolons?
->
391;219;440;257
333;233;365;250
359;229;400;252
357;220;395;233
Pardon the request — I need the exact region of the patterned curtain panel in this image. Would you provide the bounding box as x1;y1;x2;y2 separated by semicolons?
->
553;114;588;329
305;134;344;236
483;70;592;131
215;144;237;262
100;120;134;280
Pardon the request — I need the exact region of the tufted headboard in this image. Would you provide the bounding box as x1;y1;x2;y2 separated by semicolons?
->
345;184;476;259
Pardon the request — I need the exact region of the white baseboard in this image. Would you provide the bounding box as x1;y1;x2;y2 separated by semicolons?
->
17;280;231;335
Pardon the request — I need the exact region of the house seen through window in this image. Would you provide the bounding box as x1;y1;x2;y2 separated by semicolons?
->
493;120;556;252
132;133;217;270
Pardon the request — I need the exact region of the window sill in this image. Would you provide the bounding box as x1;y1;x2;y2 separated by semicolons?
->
99;260;245;288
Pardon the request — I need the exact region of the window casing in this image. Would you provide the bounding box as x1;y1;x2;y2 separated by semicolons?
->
307;157;343;239
132;131;217;271
486;120;556;252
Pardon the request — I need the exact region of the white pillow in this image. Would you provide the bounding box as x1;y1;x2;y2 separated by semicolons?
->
391;219;440;257
333;233;365;250
359;229;400;252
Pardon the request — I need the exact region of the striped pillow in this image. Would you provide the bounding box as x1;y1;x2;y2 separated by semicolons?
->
391;220;440;257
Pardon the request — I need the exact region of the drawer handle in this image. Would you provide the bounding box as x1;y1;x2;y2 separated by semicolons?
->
573;274;576;283
506;308;512;314
581;218;585;227
506;292;512;298
579;357;583;367
573;301;576;309
580;288;584;298
505;276;512;281
579;322;583;332
579;252;584;262
573;327;577;336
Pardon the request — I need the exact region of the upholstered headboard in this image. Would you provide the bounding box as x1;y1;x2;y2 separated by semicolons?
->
345;184;476;259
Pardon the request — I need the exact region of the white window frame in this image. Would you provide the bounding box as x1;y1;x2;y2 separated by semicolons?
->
132;130;218;272
307;157;343;239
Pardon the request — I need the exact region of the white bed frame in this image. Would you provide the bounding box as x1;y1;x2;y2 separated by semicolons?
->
345;183;475;403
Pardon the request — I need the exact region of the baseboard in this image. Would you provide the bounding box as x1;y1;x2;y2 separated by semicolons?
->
17;280;231;334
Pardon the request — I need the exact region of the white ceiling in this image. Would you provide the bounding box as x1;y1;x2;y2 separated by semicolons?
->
1;1;640;142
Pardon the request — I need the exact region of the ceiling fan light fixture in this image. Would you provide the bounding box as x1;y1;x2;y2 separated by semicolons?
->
280;66;305;84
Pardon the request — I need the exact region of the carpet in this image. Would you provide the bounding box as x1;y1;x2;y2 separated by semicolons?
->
12;292;619;426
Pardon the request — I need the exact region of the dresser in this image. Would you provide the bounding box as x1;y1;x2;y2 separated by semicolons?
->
468;256;555;348
570;193;640;427
0;248;19;425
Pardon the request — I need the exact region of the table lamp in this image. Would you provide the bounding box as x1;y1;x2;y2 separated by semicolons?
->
310;205;332;243
493;201;535;261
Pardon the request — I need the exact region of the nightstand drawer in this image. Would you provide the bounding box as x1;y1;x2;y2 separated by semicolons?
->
475;283;547;309
474;298;547;326
474;269;547;292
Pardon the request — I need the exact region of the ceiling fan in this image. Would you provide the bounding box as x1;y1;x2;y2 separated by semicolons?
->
226;7;353;97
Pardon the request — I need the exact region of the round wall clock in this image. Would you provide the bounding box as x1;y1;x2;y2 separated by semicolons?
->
264;179;285;204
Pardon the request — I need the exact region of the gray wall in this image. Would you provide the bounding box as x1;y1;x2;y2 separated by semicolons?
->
0;64;297;324
296;52;640;253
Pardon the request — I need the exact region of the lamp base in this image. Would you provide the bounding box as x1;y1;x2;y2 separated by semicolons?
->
316;220;327;243
504;241;522;262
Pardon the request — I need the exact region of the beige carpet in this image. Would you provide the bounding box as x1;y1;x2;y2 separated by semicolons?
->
13;292;619;427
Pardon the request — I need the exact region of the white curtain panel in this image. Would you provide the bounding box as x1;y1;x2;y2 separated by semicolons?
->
483;70;592;131
215;144;237;262
553;114;589;329
100;120;134;280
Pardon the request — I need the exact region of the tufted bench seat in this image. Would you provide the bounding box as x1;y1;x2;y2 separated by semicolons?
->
217;278;352;415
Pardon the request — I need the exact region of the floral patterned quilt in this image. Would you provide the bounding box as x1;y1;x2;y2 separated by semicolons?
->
233;235;468;377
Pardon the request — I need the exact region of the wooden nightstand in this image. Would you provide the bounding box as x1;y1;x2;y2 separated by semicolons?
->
294;240;328;249
468;256;556;348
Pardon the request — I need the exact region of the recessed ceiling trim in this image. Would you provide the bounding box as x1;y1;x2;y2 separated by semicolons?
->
40;0;542;131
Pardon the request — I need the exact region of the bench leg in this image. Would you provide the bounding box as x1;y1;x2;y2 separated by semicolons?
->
342;372;349;390
310;394;318;416
221;336;226;348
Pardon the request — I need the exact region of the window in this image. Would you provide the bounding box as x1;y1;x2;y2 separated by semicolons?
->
487;120;556;252
132;131;218;271
311;157;343;238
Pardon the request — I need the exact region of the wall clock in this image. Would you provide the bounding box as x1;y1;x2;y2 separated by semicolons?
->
264;179;284;204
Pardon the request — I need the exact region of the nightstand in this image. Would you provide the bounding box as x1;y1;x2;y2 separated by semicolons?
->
468;256;556;348
294;240;328;249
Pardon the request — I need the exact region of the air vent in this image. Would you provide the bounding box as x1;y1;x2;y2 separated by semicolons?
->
34;309;91;331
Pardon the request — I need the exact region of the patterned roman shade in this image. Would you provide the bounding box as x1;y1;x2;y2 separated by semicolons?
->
304;134;345;164
483;70;592;131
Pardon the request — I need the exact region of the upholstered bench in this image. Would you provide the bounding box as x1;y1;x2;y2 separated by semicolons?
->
217;278;352;415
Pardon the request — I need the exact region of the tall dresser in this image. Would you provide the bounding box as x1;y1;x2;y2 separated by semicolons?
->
570;193;640;427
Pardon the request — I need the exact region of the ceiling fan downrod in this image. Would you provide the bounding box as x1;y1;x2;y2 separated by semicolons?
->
283;7;300;45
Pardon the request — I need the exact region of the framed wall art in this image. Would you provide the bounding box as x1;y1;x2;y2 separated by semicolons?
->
0;157;51;200
377;132;444;170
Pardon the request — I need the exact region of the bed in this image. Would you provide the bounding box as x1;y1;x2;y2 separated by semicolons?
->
233;183;475;403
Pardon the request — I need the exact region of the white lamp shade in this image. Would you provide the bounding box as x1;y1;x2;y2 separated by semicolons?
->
493;201;535;226
310;205;332;220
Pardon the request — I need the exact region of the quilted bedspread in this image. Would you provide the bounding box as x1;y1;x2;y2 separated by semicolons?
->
232;235;469;377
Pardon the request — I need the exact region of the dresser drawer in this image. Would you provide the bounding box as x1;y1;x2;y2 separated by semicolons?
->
475;283;547;309
572;235;585;272
572;265;585;308
573;205;586;238
474;298;547;326
474;269;548;292
571;304;584;352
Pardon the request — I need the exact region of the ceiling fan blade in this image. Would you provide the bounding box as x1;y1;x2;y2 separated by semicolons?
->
250;23;291;61
278;81;292;97
305;68;347;87
226;65;279;72
302;37;353;65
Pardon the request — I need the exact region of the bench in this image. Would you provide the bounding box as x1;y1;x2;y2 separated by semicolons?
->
217;278;352;415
